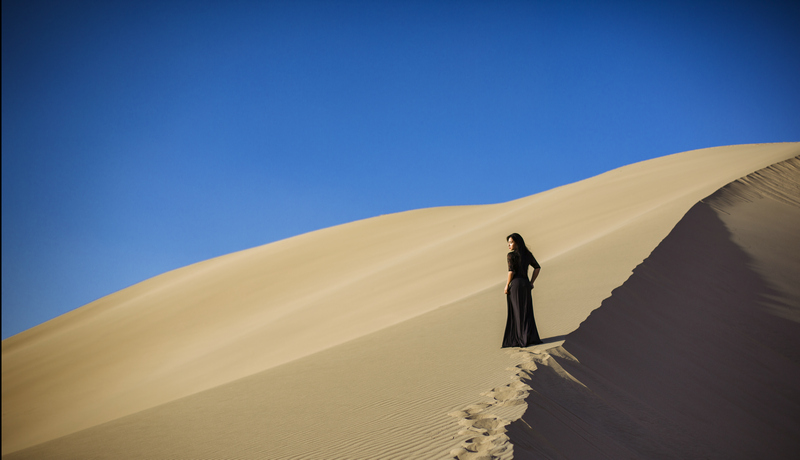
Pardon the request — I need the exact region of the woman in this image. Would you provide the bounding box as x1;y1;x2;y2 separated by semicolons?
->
502;233;543;347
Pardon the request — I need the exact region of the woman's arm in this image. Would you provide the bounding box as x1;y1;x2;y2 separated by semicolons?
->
530;267;540;287
504;271;514;294
528;254;541;289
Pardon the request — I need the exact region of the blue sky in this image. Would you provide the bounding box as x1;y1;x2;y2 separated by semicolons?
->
2;0;798;339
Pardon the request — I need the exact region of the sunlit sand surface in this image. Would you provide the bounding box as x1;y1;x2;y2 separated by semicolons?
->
3;143;798;459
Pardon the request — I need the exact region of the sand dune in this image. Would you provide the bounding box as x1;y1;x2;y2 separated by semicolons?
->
508;156;800;459
2;143;798;458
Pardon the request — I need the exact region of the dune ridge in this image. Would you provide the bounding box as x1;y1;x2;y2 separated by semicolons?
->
2;143;798;457
507;156;800;459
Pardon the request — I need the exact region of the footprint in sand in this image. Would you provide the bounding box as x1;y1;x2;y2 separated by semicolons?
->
447;347;546;460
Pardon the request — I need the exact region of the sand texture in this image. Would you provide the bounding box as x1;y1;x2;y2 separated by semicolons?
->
2;143;798;459
508;156;800;459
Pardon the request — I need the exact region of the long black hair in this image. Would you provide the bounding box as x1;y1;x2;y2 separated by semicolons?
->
507;233;533;260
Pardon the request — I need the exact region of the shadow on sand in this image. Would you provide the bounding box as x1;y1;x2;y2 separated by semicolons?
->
507;196;800;459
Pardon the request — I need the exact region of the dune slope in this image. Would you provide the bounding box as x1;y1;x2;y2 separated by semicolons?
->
509;157;800;459
2;143;798;457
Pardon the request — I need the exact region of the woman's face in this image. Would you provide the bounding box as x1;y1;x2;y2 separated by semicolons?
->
507;237;516;251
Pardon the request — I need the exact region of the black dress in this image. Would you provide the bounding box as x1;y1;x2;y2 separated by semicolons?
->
502;250;543;348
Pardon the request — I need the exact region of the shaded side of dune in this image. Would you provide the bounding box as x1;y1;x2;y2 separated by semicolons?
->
508;157;800;459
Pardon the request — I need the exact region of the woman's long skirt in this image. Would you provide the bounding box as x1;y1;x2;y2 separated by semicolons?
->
502;278;543;348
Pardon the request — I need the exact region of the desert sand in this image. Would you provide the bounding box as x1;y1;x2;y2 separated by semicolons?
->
2;143;798;459
508;155;800;459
